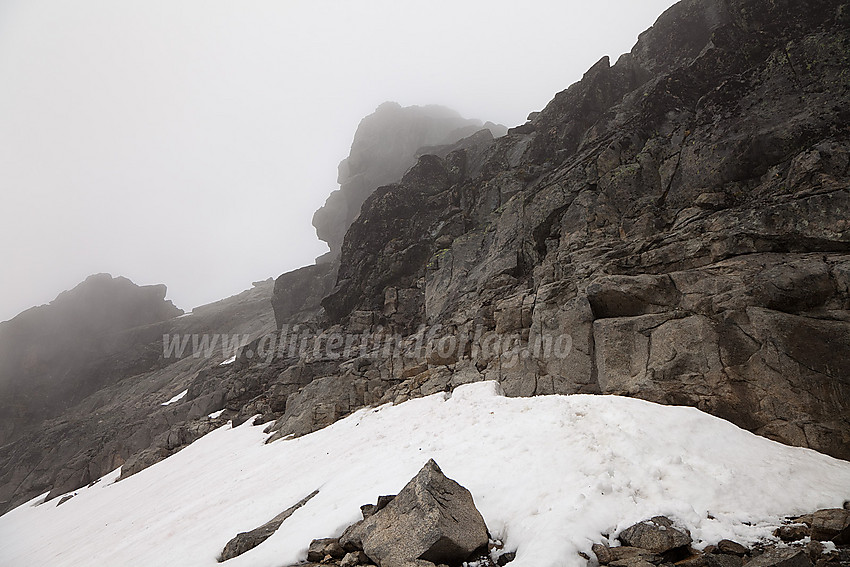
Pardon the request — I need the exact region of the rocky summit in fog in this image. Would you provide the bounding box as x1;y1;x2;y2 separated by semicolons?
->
0;274;182;445
0;0;848;564
312;102;507;263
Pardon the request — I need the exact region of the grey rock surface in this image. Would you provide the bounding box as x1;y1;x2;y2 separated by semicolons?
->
811;508;850;544
340;459;488;567
0;273;183;446
618;516;692;554
745;548;813;567
306;0;850;459
0;279;277;514
219;489;318;561
4;0;850;528
313;102;506;261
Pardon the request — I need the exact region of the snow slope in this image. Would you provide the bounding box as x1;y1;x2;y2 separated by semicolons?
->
1;382;848;567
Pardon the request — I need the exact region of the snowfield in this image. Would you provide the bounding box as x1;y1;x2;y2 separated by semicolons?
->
1;381;848;567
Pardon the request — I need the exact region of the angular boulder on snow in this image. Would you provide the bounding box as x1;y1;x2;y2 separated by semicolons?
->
339;459;488;567
618;516;691;554
810;508;850;544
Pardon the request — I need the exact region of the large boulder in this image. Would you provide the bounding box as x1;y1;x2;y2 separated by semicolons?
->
340;459;488;567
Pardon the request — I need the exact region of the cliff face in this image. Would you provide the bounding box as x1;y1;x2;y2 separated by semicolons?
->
273;103;506;327
316;0;850;456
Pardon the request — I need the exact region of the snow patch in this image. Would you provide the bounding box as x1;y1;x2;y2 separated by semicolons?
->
219;355;237;366
2;382;849;567
161;389;188;406
208;409;225;419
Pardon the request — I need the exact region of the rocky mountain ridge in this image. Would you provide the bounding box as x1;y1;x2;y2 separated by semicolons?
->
0;0;848;524
0;274;183;446
0;278;276;514
307;0;850;458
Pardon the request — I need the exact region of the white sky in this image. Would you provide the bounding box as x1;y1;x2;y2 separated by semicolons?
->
0;0;678;322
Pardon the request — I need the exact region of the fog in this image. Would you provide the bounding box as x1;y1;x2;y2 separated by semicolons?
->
0;0;678;322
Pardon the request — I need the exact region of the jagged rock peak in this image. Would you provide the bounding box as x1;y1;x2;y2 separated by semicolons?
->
0;273;183;448
312;102;507;261
1;272;182;343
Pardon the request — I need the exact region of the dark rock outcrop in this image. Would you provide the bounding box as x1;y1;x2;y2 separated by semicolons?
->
812;509;850;544
745;548;813;567
271;263;337;328
271;104;505;330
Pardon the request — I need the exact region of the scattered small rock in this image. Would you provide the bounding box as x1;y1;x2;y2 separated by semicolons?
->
811;509;850;544
618;516;692;556
360;495;395;519
592;543;659;565
56;493;76;506
775;525;811;542
794;515;815;528
339;551;370;567
307;538;346;563
717;540;748;556
744;547;813;567
585;505;850;567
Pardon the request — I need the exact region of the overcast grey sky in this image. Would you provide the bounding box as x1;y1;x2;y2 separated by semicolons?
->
0;0;678;322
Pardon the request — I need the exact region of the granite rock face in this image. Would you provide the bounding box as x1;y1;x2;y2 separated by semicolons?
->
312;0;850;459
